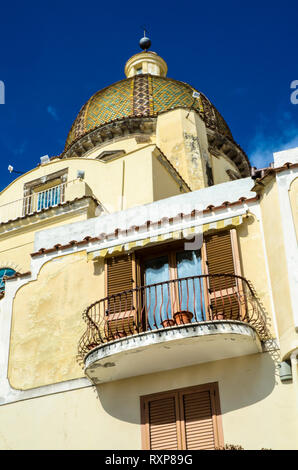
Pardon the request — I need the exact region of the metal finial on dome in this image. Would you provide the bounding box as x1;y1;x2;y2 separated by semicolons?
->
139;29;151;51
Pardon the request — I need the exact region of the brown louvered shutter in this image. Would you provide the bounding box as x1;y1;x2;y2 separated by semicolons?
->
204;230;242;320
180;388;216;450
106;255;135;337
146;395;180;450
107;255;134;307
205;230;235;287
141;383;223;450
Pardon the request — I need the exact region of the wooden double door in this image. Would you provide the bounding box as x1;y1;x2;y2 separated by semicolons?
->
105;229;243;335
141;247;204;328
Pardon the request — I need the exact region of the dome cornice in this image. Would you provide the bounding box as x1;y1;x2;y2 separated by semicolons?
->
62;116;156;159
60;110;250;177
207;130;250;176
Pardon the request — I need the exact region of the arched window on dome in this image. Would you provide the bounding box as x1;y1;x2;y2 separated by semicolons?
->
0;268;16;294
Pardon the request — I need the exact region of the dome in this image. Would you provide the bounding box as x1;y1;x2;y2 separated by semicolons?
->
64;74;234;151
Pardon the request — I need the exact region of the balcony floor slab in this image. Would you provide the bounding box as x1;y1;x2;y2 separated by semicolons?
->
84;320;262;384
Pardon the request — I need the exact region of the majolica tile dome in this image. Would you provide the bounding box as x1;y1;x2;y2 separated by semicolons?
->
65;52;234;151
63;44;250;177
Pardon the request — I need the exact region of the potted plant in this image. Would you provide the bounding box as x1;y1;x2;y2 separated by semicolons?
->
173;311;193;325
213;311;225;320
86;342;99;350
113;331;127;339
161;318;175;328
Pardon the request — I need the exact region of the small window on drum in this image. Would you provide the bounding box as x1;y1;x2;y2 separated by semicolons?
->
0;268;16;293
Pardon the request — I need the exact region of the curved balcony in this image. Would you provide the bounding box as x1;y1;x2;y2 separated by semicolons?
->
78;274;269;384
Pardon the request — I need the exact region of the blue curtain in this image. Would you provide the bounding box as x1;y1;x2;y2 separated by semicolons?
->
176;250;205;321
143;250;205;328
144;256;171;329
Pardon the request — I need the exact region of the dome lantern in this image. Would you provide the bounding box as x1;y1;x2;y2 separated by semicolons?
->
124;51;168;78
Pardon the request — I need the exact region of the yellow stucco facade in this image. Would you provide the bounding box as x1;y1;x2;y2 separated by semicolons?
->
6;213;278;392
257;176;297;359
0;353;297;450
0;47;297;451
289;177;298;240
8;251;100;389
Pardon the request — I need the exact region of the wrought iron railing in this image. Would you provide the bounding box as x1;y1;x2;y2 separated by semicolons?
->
0;182;66;223
78;274;269;360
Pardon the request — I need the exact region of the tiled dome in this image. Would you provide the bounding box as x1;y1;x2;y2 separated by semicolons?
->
65;74;233;151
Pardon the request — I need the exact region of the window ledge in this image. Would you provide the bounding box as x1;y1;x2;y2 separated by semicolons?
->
0;196;98;235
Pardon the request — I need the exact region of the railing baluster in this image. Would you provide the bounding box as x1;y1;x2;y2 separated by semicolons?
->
178;279;182;313
221;275;227;319
166;282;170;322
139;288;145;333
219;275;225;320
186;279;189;313
199;276;203;321
0;181;68;222
159;283;164;327
192;278;197;322
172;279;178;314
127;291;134;336
146;285;152;331
116;294;122;338
153;285;158;330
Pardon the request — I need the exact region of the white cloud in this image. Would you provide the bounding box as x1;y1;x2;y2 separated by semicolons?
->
47;105;59;121
248;121;298;168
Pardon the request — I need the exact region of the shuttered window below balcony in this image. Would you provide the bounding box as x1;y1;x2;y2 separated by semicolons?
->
141;383;223;450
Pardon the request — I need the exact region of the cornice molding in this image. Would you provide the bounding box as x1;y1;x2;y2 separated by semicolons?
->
0;196;99;237
62;117;156;159
207;129;251;177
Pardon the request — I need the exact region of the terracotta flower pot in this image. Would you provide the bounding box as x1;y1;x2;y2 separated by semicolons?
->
113;331;127;339
161;318;175;328
174;311;193;325
86;342;99;350
213;312;224;320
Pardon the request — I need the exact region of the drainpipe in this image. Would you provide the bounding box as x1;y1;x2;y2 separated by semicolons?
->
290;349;298;409
121;160;125;211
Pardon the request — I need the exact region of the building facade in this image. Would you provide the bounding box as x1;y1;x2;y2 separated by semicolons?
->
0;45;297;450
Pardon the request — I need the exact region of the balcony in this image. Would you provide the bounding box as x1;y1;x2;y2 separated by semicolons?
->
79;274;268;384
0;179;97;229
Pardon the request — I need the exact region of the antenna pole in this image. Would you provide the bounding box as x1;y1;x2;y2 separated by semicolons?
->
186;99;196;118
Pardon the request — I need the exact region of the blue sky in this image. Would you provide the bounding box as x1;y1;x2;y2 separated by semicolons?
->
0;0;297;190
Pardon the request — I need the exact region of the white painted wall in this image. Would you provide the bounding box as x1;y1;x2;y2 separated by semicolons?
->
34;177;256;251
